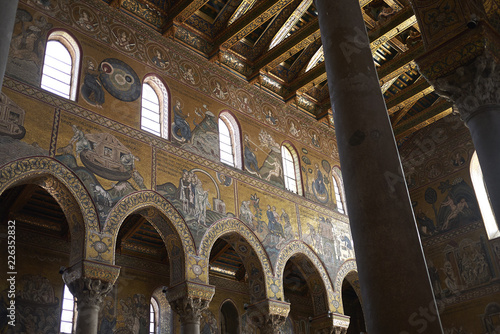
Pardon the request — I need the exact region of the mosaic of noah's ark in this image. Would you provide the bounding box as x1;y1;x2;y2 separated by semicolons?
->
0;0;351;287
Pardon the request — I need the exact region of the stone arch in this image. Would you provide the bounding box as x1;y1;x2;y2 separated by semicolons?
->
103;190;196;284
275;240;336;312
0;156;97;265
199;218;273;301
334;260;359;313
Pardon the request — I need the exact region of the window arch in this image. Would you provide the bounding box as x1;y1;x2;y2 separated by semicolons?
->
60;285;76;334
281;142;302;195
41;31;81;100
470;151;500;239
332;166;346;214
141;75;170;138
220;300;239;334
218;111;242;169
149;297;159;334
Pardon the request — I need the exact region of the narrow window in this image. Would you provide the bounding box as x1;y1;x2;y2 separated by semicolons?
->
470;151;500;239
41;31;80;100
150;297;159;334
219;112;242;169
141;76;169;138
332;176;344;214
332;166;346;214
60;285;76;334
281;143;301;195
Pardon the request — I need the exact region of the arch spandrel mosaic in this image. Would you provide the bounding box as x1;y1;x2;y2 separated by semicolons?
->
55;111;152;225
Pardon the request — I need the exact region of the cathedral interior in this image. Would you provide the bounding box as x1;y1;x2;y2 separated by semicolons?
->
0;0;500;333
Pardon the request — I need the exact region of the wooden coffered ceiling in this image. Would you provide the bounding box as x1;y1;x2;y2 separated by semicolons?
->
104;0;452;139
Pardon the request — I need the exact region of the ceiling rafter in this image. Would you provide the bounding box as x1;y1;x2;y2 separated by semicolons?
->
254;19;320;72
216;0;295;51
385;77;430;110
162;0;210;35
394;100;452;138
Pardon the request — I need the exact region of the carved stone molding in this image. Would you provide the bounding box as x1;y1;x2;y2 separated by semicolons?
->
430;51;500;123
165;281;215;324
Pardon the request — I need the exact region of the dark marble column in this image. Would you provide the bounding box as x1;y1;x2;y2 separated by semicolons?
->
314;0;443;333
0;0;19;89
429;51;500;238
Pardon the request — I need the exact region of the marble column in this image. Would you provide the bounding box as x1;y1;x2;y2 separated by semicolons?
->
0;0;19;89
165;281;215;334
67;278;113;334
62;260;120;334
429;51;500;237
314;0;443;333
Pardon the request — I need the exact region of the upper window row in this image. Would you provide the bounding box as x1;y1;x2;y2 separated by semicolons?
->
40;31;346;213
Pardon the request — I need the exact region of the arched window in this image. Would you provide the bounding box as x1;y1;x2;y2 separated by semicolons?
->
149;297;159;334
281;143;302;195
60;285;76;334
470;151;500;239
41;31;80;100
220;300;239;334
218;111;242;169
332;166;346;214
141;75;169;138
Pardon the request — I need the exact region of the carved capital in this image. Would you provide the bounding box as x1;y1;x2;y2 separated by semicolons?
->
311;312;350;334
66;277;113;309
165;281;215;324
62;260;119;309
430;51;500;122
246;299;290;334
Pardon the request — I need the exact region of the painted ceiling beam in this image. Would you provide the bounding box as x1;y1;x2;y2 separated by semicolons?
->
385;78;430;110
285;62;326;100
394;100;452;138
253;19;320;72
162;0;209;34
368;8;416;52
389;85;435;117
378;44;423;83
217;0;295;51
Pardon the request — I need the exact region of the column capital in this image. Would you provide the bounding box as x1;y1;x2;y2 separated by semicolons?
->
429;51;500;123
165;281;215;324
311;312;350;334
245;299;290;334
62;260;119;309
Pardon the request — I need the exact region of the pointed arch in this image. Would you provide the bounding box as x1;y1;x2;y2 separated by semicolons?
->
0;157;97;265
199;218;273;298
103;191;196;284
334;260;359;313
275;240;336;311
